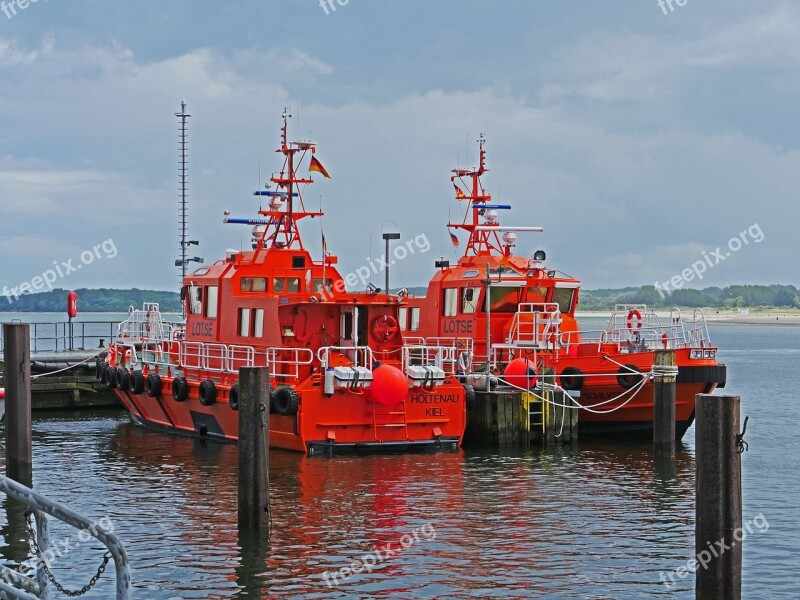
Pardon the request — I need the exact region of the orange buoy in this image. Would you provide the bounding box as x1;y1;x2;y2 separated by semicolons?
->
503;357;538;389
370;362;408;405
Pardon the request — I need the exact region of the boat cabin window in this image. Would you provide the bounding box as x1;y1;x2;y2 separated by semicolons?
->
488;286;522;313
189;286;203;315
443;288;458;317
552;287;576;313
398;307;408;331
274;277;302;293
205;286;218;318
312;278;333;294
241;277;267;292
462;270;480;278
462;287;478;314
409;307;420;331
238;308;250;337
292;256;306;269
526;285;548;304
253;308;264;338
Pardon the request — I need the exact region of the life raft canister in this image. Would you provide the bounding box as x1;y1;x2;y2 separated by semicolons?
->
626;309;643;331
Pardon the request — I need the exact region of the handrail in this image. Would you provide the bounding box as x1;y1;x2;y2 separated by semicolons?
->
0;475;131;599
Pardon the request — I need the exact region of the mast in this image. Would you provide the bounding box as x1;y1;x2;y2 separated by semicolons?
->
176;100;190;284
225;109;323;258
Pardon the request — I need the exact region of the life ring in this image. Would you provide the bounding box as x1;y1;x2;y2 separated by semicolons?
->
146;373;162;398
626;309;642;331
274;387;300;415
617;365;644;389
199;380;217;406
172;377;189;402
371;315;399;343
559;366;584;391
229;383;239;411
129;370;145;394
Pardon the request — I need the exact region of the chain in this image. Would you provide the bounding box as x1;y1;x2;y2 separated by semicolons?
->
736;415;750;454
25;511;112;597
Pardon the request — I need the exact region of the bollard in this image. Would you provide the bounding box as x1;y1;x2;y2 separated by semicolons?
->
653;350;677;457
238;367;270;531
3;323;32;487
695;394;742;600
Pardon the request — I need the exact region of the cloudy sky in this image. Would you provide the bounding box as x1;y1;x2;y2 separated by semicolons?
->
0;0;796;296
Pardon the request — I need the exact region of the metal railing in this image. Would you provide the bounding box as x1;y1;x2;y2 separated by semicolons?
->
0;476;131;599
0;322;120;354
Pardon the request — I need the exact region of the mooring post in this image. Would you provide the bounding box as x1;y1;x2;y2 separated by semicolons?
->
653;349;677;456
238;366;270;531
695;394;742;600
3;323;32;487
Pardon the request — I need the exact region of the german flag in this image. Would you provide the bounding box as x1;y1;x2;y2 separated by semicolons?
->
449;231;459;247
309;156;331;178
453;183;466;199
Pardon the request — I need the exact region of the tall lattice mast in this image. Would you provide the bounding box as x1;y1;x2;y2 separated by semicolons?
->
175;100;191;285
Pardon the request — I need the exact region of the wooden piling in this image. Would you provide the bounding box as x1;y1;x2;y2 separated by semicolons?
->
3;323;32;486
237;366;270;531
695;394;742;600
653;349;677;457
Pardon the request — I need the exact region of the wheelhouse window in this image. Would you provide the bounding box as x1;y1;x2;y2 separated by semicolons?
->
409;307;420;331
205;286;218;318
274;278;285;293
462;287;478;313
238;308;250;337
398;307;408;331
552;287;576;313
189;286;203;315
253;308;264;338
488;286;522;313
287;277;301;293
526;285;549;304
443;288;458;317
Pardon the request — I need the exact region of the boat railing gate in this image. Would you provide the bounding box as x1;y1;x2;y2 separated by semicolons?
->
506;303;562;348
317;346;375;370
265;347;314;381
0;475;131;599
400;344;469;376
0;322;121;354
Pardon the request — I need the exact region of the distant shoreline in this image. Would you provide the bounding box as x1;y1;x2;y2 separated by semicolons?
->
575;310;800;326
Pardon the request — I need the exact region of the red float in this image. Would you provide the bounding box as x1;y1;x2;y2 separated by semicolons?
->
503;357;538;389
370;362;409;406
67;291;78;318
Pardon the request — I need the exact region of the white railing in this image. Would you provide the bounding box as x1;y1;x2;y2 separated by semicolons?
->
178;341;257;374
401;344;468;376
266;347;314;381
505;303;561;348
115;303;179;344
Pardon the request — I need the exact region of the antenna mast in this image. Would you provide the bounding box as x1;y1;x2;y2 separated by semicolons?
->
176;100;191;285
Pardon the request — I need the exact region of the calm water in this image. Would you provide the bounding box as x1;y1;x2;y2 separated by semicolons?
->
0;322;797;598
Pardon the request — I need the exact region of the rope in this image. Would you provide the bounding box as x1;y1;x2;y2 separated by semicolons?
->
493;370;650;414
30;351;105;379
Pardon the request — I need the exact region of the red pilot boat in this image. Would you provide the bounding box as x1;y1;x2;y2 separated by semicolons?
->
99;114;467;454
404;137;726;438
